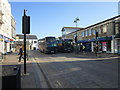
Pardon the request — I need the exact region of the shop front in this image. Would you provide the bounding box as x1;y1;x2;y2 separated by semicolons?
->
97;36;112;53
78;40;91;52
0;34;3;53
78;36;112;53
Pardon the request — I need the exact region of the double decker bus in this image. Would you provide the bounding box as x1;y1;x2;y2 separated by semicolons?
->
38;37;57;54
57;39;74;53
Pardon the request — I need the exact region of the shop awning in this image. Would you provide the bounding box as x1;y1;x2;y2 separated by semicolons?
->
77;40;89;43
77;36;112;43
114;33;120;39
9;39;14;42
97;36;112;41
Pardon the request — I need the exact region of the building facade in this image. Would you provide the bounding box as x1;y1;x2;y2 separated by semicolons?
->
61;27;83;39
65;15;120;54
15;34;38;51
0;0;16;54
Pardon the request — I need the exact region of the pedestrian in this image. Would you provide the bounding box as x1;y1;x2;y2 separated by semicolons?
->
82;45;85;54
18;45;24;62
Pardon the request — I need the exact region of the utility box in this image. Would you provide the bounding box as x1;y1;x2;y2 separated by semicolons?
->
2;65;21;89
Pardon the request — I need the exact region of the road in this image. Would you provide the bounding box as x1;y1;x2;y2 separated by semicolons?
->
30;50;118;88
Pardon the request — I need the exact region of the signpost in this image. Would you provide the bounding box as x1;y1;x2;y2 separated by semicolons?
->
22;9;30;74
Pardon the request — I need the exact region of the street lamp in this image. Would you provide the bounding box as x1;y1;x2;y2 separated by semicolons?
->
74;17;80;54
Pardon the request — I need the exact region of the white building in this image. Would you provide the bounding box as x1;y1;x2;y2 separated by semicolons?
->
0;0;16;54
10;15;16;52
15;34;38;51
61;27;83;39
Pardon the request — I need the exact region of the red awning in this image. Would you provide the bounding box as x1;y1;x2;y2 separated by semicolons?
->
9;39;14;41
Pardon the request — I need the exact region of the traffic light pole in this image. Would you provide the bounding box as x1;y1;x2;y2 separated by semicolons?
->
95;31;98;56
22;9;30;74
24;9;26;74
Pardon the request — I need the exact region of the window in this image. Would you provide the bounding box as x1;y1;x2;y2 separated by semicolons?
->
103;25;107;33
89;29;92;36
98;28;101;34
34;41;37;43
82;32;84;37
85;30;88;36
93;29;96;35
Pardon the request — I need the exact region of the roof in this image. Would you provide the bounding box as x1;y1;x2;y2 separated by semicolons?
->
84;15;120;30
16;34;38;39
62;27;84;32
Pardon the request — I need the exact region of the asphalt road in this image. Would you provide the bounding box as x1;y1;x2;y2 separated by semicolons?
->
30;50;118;88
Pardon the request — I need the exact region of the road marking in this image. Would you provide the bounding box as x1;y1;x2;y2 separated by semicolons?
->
56;81;63;88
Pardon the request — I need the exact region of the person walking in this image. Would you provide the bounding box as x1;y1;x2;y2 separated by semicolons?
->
82;45;85;54
18;45;24;62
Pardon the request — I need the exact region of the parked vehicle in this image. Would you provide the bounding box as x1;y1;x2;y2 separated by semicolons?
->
38;37;57;54
57;39;74;53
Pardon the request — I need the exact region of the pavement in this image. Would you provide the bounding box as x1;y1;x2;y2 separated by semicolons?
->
1;51;48;89
73;51;119;58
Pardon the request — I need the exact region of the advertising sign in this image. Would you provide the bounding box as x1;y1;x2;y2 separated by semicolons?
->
102;42;107;51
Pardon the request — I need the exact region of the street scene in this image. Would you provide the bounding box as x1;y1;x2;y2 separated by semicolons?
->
0;0;120;89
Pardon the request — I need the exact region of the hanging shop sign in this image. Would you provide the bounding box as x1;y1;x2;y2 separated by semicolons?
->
4;37;9;42
9;39;14;42
0;34;3;42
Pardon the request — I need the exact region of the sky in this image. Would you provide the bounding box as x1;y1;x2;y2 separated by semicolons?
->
10;2;119;39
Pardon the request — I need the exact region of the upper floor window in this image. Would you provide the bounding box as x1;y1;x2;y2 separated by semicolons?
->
89;29;92;36
85;30;88;36
98;28;101;34
82;32;84;37
93;29;96;35
103;25;107;33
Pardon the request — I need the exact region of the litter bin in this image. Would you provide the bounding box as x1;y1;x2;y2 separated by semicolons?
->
2;65;21;89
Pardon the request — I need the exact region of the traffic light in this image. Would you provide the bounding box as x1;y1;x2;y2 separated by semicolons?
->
96;31;98;38
75;36;77;43
22;16;30;34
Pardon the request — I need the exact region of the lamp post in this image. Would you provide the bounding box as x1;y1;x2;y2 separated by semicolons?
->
74;17;80;54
